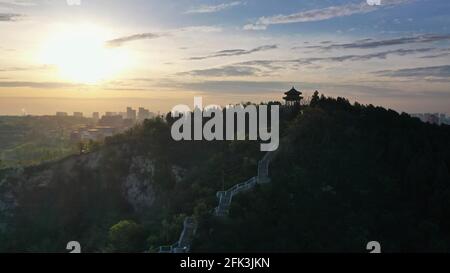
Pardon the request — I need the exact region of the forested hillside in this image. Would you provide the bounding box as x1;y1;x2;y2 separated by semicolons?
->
195;94;450;252
1;94;450;252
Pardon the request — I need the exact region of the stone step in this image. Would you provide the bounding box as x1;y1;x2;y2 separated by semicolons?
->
159;151;274;253
213;152;273;217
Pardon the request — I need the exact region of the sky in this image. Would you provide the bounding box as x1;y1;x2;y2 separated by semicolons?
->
0;0;449;115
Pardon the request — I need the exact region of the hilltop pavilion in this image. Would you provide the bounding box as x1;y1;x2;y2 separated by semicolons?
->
283;86;303;106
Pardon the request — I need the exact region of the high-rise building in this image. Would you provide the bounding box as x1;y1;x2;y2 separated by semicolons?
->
74;112;83;118
92;112;100;122
422;113;439;125
56;112;68;117
126;107;136;121
138;107;150;121
411;113;448;125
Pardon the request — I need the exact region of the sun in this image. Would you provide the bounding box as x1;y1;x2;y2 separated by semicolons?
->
40;24;130;84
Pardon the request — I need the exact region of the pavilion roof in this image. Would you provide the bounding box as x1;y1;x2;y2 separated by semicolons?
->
284;87;302;96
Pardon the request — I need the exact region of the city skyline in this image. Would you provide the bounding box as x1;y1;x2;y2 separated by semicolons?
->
1;0;450;115
56;105;156;119
19;102;450;127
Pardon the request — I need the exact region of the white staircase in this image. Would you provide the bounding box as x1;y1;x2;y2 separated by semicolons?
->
214;151;274;217
158;217;197;253
214;177;257;216
158;151;274;253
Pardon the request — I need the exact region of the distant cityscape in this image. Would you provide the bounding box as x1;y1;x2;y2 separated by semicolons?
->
410;113;450;126
49;109;450;142
55;107;157;143
5;106;449;145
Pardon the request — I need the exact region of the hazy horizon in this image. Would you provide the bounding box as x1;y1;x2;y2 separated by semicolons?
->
1;0;450;115
1;91;449;117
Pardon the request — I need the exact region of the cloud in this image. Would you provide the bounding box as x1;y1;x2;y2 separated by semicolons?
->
0;81;82;88
177;80;298;94
106;33;162;47
159;79;435;99
419;48;450;59
301;34;450;51
189;45;277;60
0;65;54;72
244;0;414;30
105;26;222;47
178;47;444;78
185;1;242;14
177;26;222;33
0;13;21;21
375;65;450;81
420;52;450;59
301;48;440;63
240;47;440;67
0;0;38;6
178;65;261;77
104;87;148;92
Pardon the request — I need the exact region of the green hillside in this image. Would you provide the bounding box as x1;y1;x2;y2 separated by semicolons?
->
1;94;450;253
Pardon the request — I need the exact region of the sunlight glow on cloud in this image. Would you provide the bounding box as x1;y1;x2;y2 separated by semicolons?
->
0;0;449;114
39;24;132;84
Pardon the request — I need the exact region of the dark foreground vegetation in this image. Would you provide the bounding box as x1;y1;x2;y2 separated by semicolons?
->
1;93;450;252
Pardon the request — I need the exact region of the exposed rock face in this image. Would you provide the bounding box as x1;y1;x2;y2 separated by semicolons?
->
122;154;187;211
0;146;188;224
123;156;156;212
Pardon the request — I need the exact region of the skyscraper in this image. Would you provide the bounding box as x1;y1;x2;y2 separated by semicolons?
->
92;112;100;123
138;107;150;121
126;107;136;121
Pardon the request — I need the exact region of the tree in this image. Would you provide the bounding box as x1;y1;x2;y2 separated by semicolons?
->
310;90;320;107
108;220;145;253
193;201;209;220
